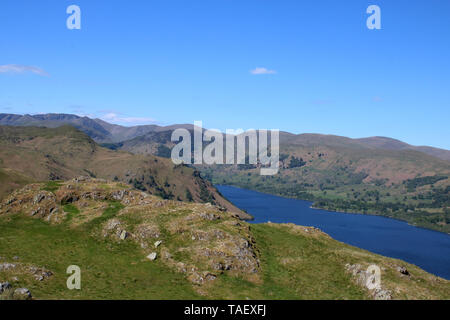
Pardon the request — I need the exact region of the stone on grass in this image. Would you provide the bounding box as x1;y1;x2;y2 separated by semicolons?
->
147;252;157;261
119;230;129;240
154;240;162;248
13;288;32;300
0;282;12;293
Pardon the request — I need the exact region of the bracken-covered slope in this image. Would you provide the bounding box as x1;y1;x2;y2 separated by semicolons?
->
0;179;449;300
0;125;249;219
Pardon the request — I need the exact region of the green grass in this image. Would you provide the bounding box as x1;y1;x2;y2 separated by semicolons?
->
2;201;365;300
250;224;368;299
41;181;63;193
63;204;80;222
0;212;201;300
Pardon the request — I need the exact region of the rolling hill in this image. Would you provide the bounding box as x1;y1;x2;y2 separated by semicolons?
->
0;125;249;219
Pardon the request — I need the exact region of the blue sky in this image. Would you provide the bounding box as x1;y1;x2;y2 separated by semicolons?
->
1;0;449;149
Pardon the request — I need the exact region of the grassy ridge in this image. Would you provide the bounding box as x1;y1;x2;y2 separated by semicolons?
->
0;207;200;300
1;180;449;299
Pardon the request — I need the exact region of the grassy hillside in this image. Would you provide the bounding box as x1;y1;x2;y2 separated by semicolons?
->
0;179;448;300
0;126;248;219
0;168;32;201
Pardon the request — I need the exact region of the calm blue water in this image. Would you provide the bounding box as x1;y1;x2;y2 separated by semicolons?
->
217;185;450;280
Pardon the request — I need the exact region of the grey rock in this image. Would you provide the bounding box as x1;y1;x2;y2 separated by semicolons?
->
0;282;12;293
154;240;163;248
147;252;157;261
119;230;129;240
397;266;410;276
33;193;46;204
374;288;392;300
199;212;220;221
13;288;32;300
110;190;129;201
204;273;217;281
0;263;17;271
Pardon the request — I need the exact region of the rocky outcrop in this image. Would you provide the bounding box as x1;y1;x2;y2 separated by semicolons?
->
345;263;392;300
0;263;17;271
0;179;260;294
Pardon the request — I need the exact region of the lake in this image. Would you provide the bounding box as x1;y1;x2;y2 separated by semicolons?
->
216;185;450;280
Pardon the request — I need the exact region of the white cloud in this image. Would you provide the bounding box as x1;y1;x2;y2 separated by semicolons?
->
250;67;277;75
101;112;157;125
0;64;49;76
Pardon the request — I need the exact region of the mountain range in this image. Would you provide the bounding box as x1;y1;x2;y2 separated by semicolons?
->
1;113;449;160
0;113;449;232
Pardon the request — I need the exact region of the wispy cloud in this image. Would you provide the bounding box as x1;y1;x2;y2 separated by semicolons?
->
0;64;49;76
250;67;277;75
101;112;157;125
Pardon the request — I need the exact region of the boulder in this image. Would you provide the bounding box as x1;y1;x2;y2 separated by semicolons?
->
119;230;129;240
154;240;163;248
147;252;157;261
13;288;32;300
0;282;12;293
397;266;410;276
